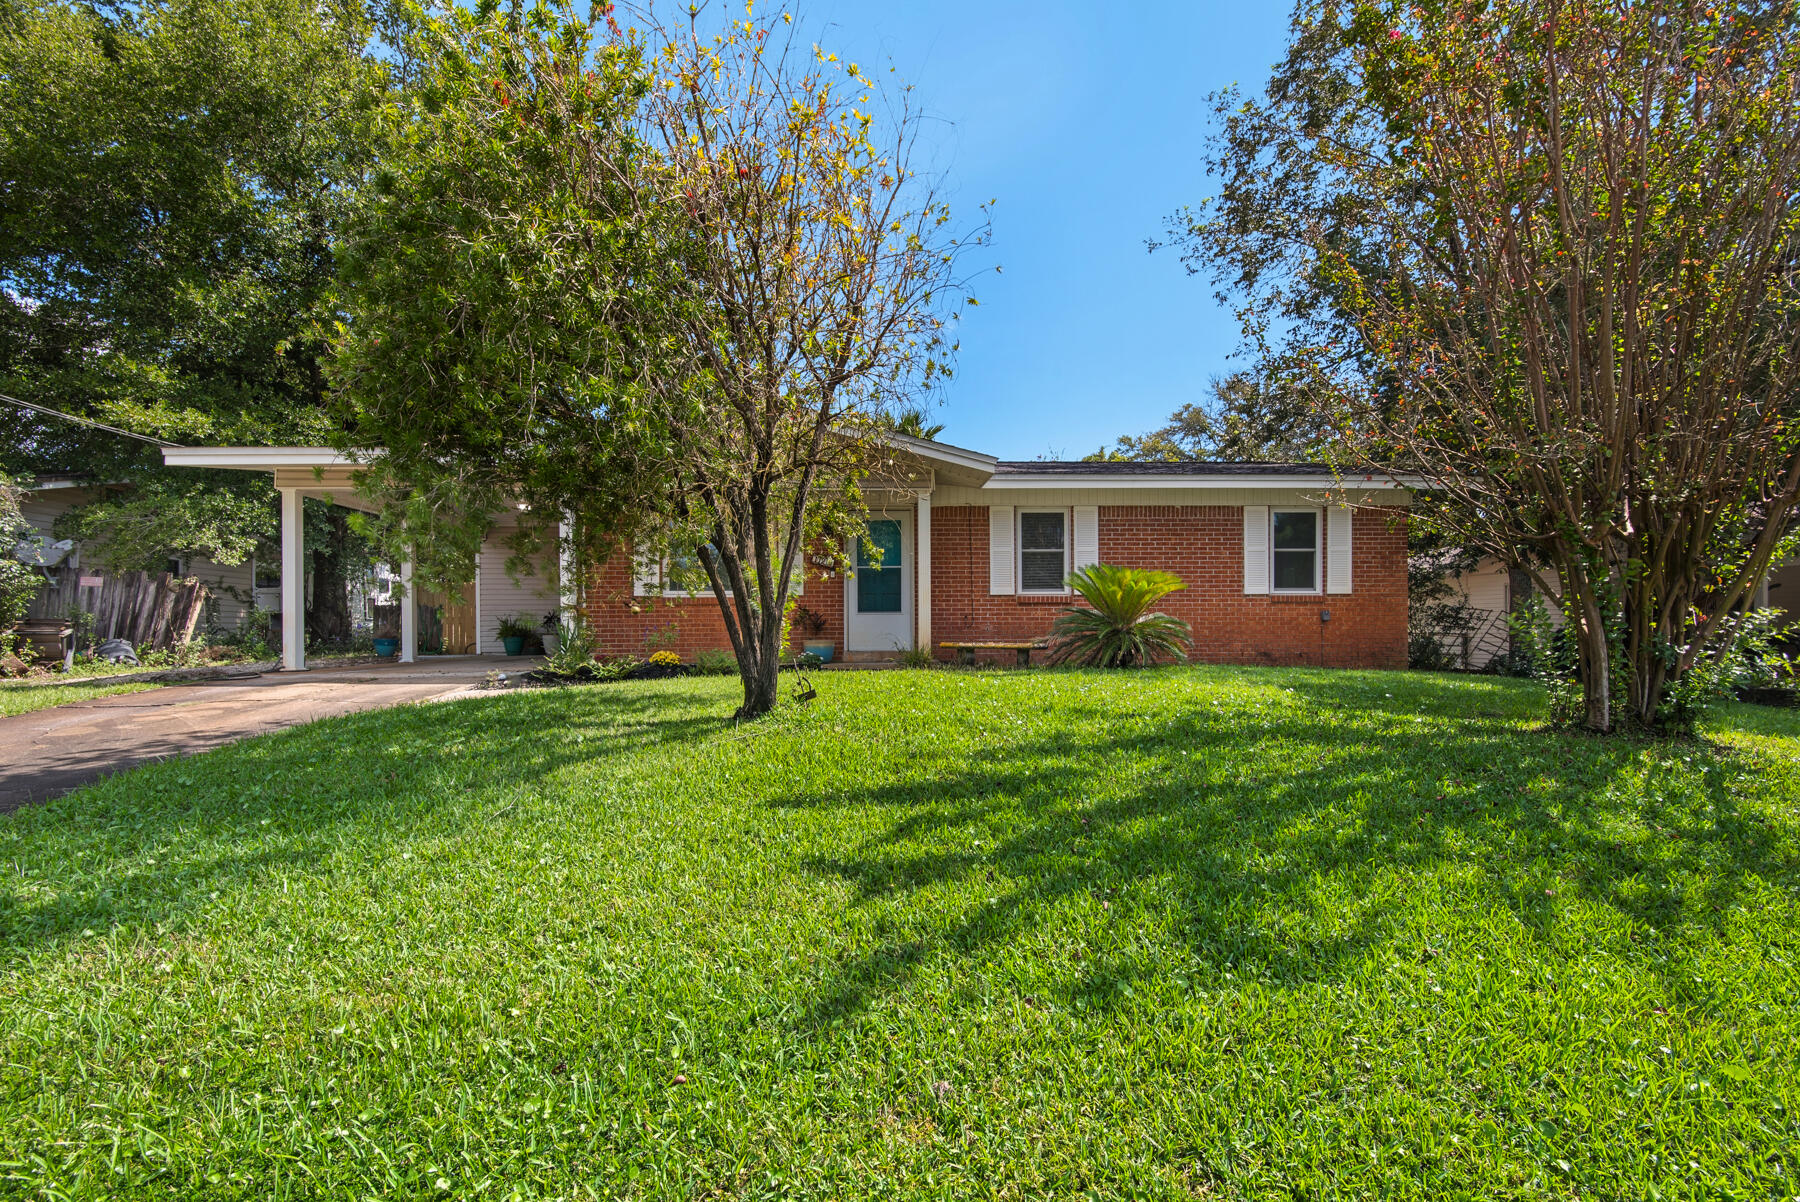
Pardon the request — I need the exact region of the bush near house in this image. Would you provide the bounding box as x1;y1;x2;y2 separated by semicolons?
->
1047;564;1194;668
0;667;1795;1198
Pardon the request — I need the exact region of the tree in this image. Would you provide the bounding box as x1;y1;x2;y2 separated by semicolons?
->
334;2;982;718
1088;373;1327;462
0;0;386;629
892;408;947;441
1167;0;1800;733
0;473;38;645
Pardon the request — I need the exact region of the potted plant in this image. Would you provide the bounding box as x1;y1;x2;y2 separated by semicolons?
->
793;604;832;664
539;610;563;656
495;614;537;656
372;609;400;658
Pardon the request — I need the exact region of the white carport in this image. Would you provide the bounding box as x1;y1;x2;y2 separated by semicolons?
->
162;446;576;672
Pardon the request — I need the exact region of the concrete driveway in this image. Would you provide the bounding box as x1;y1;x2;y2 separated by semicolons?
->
0;659;518;812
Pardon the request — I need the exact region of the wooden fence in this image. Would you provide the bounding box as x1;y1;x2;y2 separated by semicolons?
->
24;570;209;652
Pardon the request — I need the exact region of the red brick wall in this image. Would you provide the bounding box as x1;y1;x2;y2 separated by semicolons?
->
579;544;846;661
579;504;1409;670
927;504;1408;669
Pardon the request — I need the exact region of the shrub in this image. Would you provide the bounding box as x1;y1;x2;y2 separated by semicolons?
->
695;647;738;676
1047;565;1193;668
593;655;642;681
542;622;598;676
648;650;682;668
895;647;935;669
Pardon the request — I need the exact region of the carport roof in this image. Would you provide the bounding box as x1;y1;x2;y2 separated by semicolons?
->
162;446;361;470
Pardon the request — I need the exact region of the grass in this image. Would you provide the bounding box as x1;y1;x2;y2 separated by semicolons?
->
0;679;160;717
0;666;1796;1199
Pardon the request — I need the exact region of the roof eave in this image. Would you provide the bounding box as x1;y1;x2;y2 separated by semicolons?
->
161;446;366;471
982;471;1422;490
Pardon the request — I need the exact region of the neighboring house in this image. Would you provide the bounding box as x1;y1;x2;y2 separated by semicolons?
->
590;439;1414;668
1760;557;1799;619
17;476;256;629
1416;552;1521;670
161;438;1416;670
1429;551;1799;672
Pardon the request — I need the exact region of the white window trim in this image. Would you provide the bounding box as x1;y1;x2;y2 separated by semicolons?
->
637;549;807;599
1016;508;1072;595
1270;507;1323;594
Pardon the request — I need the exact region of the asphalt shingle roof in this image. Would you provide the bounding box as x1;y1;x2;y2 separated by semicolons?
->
990;460;1337;476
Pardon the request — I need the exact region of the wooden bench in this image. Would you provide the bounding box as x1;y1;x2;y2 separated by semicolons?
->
939;640;1049;668
12;618;74;672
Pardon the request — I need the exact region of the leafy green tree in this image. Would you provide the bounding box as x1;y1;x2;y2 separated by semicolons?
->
1089;373;1326;462
334;2;981;718
1046;565;1192;668
1165;0;1800;733
0;0;384;631
0;472;38;642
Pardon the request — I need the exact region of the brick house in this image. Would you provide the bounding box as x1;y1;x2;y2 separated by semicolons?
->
586;435;1414;669
159;437;1413;671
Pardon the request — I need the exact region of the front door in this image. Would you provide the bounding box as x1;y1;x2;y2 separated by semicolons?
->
845;514;913;652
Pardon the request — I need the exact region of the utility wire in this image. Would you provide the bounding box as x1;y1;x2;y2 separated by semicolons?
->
0;392;184;448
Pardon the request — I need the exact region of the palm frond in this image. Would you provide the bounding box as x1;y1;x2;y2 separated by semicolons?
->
1048;565;1194;668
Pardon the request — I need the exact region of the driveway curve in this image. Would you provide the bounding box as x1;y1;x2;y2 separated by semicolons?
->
0;660;511;812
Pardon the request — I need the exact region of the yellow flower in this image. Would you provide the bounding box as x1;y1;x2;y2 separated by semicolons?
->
649;650;682;667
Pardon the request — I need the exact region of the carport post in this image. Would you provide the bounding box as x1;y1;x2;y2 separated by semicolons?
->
399;550;417;663
279;486;307;671
558;515;577;619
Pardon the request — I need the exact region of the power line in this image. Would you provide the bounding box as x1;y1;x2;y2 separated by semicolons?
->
0;393;184;448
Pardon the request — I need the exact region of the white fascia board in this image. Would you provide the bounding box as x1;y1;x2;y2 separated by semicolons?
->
982;472;1422;491
161;446;369;471
881;431;998;476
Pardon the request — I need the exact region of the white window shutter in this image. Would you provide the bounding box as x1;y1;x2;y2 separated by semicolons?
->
1072;506;1099;573
988;505;1015;595
1242;506;1269;594
1327;505;1353;594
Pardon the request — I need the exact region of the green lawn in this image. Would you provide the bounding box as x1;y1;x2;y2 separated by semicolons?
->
1;667;1795;1199
0;679;160;717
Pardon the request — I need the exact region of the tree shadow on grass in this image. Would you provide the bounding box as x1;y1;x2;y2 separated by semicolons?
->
0;686;730;954
777;685;1797;1030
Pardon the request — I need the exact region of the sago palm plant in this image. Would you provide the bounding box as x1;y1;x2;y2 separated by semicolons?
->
1047;565;1194;668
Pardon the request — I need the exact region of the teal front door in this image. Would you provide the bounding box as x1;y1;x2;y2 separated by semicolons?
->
846;514;913;652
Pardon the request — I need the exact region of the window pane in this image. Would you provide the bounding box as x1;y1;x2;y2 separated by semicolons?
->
857;520;903;569
1272;510;1317;551
1274;549;1317;591
1021;549;1066;592
1020;511;1065;552
856;520;903;613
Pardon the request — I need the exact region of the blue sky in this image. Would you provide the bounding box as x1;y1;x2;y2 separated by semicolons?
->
797;0;1293;459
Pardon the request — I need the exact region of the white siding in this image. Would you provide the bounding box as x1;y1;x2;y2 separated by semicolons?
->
477;532;558;653
1438;557;1513;668
188;557;256;630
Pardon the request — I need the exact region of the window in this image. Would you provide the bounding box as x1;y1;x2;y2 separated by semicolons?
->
657;545;718;597
1018;510;1069;593
1271;509;1320;592
855;519;903;614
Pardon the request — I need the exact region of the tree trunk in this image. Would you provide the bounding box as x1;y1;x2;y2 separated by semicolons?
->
1576;607;1612;733
736;640;781;720
308;505;353;648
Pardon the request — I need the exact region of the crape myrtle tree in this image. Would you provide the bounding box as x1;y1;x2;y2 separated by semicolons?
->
333;1;981;718
1169;0;1800;733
